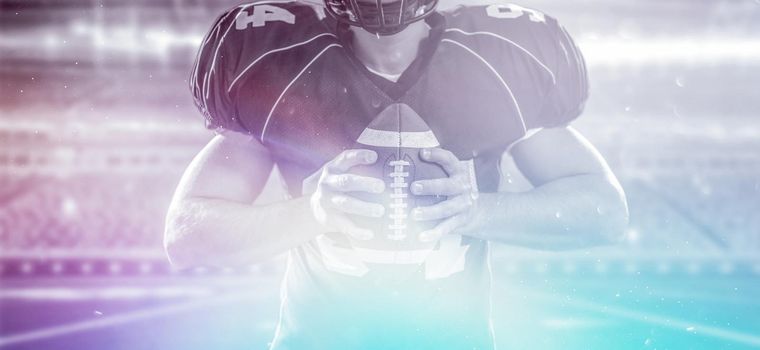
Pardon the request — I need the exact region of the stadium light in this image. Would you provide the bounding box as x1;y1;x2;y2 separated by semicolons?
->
579;36;760;66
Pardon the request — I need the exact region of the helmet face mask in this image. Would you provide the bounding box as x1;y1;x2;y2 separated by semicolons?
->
325;0;438;36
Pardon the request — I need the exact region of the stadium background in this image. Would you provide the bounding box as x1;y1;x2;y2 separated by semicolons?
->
1;0;759;349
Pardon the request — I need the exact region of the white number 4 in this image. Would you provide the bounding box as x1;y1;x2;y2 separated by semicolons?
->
236;4;295;29
486;4;545;23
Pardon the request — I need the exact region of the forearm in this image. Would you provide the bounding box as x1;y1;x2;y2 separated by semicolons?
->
164;196;326;268
463;173;628;250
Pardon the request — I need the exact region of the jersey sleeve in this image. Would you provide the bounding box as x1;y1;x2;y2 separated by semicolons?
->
445;4;589;131
528;16;589;129
189;8;249;134
189;2;333;140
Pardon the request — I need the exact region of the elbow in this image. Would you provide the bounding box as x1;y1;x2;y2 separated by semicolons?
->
163;202;204;270
163;202;259;269
164;225;197;271
163;227;256;270
164;239;192;271
592;186;630;246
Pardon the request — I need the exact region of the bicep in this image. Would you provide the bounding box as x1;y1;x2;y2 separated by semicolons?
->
174;130;275;204
509;126;612;187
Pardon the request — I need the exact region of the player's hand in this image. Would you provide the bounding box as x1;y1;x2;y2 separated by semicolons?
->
309;149;386;240
411;148;479;242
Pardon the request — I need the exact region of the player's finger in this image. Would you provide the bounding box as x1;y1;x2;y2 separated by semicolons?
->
330;213;374;241
323;174;385;193
420;148;461;175
411;177;469;196
328;149;378;173
418;215;465;242
329;194;385;218
412;195;471;222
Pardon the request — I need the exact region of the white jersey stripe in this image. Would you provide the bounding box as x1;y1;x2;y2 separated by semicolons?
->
260;43;343;142
356;128;440;148
192;9;235;94
442;38;526;133
505;127;543;153
445;28;556;85
202;1;296;102
203;4;254;103
559;27;586;90
397;0;404;24
228;32;338;92
192;11;227;91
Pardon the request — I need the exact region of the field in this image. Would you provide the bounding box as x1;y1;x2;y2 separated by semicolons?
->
2;257;759;349
1;0;759;349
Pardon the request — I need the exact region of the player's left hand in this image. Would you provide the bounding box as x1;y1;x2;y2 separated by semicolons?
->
411;148;479;242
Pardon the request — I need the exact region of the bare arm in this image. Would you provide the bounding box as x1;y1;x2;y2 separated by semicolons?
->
470;126;628;248
163;131;323;269
164;132;385;269
412;126;629;250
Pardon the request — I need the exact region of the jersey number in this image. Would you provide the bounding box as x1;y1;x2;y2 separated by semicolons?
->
236;5;295;30
486;4;545;23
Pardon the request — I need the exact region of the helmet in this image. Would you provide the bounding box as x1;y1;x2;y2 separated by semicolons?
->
324;0;439;36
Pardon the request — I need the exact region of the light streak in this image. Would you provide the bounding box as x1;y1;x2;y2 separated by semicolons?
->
579;36;760;66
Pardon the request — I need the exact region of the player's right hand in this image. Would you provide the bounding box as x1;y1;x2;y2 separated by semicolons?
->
308;149;386;240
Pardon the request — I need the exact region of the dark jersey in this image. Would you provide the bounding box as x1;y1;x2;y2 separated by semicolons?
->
191;2;588;349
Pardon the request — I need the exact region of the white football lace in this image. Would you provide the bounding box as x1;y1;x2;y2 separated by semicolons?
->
387;159;410;240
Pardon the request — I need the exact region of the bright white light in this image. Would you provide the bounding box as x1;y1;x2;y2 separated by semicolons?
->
579;37;760;66
71;21;89;35
112;27;139;52
625;228;640;244
144;29;173;55
542;317;606;330
43;35;59;49
92;27;106;48
0;287;213;301
61;197;79;218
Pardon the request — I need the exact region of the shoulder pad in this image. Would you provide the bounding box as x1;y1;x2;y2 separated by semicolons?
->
189;1;335;134
442;2;589;129
443;2;558;41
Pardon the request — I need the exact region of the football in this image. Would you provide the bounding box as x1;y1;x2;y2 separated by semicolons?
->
349;103;448;262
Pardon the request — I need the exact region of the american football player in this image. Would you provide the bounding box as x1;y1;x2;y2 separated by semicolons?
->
165;0;629;348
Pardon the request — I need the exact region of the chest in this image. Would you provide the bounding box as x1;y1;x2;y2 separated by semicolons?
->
249;43;540;192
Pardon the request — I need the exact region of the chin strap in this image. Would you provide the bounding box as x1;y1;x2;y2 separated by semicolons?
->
325;0;437;36
367;24;410;37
